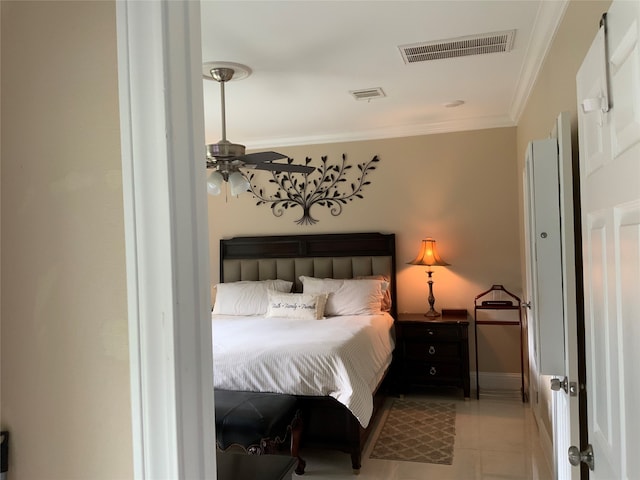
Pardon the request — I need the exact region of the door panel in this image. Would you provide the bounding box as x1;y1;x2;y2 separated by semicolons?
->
617;203;640;477
577;1;640;477
580;28;611;176
584;215;618;476
609;11;640;156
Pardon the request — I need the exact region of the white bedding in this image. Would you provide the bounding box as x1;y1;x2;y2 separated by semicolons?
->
211;312;395;428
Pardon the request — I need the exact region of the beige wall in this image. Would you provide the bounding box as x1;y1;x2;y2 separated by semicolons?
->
208;127;523;373
517;0;611;168
515;0;611;441
1;2;133;479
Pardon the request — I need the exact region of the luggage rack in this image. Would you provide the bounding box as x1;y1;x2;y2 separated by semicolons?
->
474;284;525;402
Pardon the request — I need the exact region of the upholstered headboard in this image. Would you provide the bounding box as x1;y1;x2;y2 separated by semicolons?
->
220;232;397;319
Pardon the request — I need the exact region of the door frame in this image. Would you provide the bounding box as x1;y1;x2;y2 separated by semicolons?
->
570;117;589;480
116;1;216;478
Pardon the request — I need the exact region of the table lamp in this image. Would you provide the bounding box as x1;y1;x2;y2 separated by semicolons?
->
408;237;450;317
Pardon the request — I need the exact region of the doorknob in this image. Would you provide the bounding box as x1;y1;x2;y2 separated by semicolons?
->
568;444;595;471
550;377;578;396
550;377;568;393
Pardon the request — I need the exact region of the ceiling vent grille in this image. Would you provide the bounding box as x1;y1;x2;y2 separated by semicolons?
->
399;30;516;64
350;87;386;101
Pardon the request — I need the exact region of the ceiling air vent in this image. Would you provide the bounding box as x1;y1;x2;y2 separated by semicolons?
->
350;87;386;101
399;29;516;64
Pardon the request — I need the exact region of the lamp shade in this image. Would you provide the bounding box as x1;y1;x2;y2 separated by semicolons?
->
408;237;450;267
228;171;250;196
206;170;224;196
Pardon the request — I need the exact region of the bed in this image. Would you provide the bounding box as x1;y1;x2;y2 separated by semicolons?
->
211;232;397;471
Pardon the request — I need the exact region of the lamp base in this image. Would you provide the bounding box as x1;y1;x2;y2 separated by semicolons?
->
424;275;441;318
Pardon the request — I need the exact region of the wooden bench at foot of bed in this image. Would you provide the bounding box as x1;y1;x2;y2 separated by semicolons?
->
214;390;306;475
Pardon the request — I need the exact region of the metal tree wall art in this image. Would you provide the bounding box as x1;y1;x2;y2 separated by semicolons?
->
248;154;379;225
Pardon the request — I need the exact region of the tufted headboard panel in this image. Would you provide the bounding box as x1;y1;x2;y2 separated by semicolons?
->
220;233;397;319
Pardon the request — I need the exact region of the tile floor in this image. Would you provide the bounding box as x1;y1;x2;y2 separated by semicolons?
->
296;392;553;479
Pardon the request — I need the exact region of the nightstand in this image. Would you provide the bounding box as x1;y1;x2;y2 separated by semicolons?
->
395;309;470;398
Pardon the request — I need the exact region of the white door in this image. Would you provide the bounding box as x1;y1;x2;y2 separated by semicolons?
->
523;112;580;480
576;0;640;478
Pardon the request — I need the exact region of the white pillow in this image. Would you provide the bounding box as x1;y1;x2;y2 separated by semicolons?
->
265;290;328;320
299;276;386;316
212;279;293;315
299;276;344;294
356;274;392;312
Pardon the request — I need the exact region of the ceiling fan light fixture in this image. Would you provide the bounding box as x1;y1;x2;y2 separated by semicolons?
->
207;170;224;196
228;171;250;196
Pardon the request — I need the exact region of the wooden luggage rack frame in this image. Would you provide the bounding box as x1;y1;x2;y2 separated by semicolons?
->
474;284;525;402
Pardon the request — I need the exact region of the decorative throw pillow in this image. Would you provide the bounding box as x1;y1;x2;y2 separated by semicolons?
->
265;290;328;320
299;276;386;316
211;279;293;315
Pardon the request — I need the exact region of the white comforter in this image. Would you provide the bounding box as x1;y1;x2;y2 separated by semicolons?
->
211;312;395;428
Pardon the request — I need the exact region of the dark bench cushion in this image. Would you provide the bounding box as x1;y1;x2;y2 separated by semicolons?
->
214;390;298;451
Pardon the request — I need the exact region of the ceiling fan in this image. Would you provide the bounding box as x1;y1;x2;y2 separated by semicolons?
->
204;63;314;195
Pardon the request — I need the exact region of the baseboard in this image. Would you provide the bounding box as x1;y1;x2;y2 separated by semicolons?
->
471;372;523;395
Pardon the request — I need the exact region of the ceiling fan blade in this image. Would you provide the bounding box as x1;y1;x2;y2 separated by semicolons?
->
254;163;315;174
235;151;288;164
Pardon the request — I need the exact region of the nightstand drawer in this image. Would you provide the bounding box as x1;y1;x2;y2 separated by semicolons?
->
401;323;462;341
405;362;462;381
404;341;461;361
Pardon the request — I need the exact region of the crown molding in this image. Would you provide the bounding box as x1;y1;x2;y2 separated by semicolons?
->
244;114;517;149
509;0;570;123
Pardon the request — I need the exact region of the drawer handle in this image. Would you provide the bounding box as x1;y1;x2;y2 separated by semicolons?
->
426;329;435;336
429;366;437;376
428;346;436;355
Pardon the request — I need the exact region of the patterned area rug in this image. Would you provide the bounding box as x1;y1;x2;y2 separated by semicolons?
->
369;399;456;465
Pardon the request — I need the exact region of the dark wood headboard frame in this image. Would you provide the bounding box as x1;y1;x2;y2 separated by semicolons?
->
220;232;397;320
